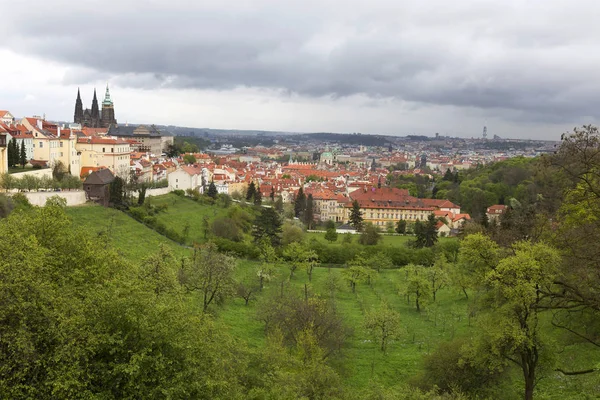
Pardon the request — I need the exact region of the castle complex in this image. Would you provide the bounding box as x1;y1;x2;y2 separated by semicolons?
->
74;85;117;128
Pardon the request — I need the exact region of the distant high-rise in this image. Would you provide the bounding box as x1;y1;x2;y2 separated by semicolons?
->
483;126;488;139
73;86;117;128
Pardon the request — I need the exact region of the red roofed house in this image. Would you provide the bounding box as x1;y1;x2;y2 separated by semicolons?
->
168;165;203;191
0;110;15;125
486;205;508;222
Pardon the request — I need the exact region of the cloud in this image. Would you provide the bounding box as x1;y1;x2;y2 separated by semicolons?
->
2;0;600;132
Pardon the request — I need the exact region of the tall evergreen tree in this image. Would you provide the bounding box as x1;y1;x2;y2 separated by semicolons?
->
19;141;26;168
349;200;364;231
7;139;16;168
294;187;306;218
269;186;275;202
252;207;283;246
207;180;218;199
443;168;454;181
415;214;438;248
246;181;256;201
304;194;314;229
254;187;262;205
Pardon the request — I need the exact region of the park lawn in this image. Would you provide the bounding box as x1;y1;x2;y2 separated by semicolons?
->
306;231;455;247
146;193;231;245
66;203;191;262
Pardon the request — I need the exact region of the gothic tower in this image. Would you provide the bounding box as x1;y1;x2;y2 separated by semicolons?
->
91;89;100;127
100;84;117;127
74;88;83;124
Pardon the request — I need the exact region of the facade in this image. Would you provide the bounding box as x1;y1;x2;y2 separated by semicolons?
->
0;128;7;174
108;124;173;155
487;205;508;222
168;165;202;191
74;86;117;128
76;136;131;178
0;110;15;125
83;168;115;206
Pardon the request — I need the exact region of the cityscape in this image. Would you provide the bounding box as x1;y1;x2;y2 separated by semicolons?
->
1;1;599;399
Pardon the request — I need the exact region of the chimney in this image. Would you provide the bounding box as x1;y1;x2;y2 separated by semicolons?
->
37;119;42;130
57;125;61;137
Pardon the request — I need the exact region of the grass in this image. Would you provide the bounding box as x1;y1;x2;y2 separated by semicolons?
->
145;194;230;245
66;203;191;262
67;201;599;399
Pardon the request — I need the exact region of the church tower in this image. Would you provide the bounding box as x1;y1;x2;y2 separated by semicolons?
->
91;89;100;127
74;88;83;124
100;84;117;128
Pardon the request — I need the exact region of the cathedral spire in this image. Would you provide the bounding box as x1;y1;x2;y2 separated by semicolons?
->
91;88;100;126
103;83;113;106
74;87;83;124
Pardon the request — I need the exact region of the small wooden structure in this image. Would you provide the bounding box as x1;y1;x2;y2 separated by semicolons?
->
83;168;115;206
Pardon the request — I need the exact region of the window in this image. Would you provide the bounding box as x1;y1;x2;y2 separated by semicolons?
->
39;142;43;148
111;148;114;152
102;148;105;152
60;142;63;147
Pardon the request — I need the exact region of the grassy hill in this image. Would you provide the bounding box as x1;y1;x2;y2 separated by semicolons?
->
66;200;599;399
66;203;191;262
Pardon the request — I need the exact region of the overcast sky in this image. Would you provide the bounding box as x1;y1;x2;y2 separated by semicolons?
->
1;0;598;139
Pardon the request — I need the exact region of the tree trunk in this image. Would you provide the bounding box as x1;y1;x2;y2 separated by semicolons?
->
416;296;420;312
462;288;469;300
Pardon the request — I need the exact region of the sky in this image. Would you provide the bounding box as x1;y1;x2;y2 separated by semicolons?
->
1;0;599;140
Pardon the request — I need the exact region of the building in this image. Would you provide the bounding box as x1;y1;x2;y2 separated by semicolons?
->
83;168;115;206
74;86;117;128
0;110;15;125
76;136;131;178
487;205;508;222
108;124;173;155
0;127;8;174
168;165;203;191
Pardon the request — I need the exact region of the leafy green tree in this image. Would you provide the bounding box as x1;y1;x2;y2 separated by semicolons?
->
281;220;305;245
342;265;370;293
139;244;179;296
137;183;147;205
284;242;319;281
252;207;283;246
476;241;561;400
349;200;364;231
428;255;449;302
207;179;218;199
325;226;338;242
364;302;402;354
359;223;381;245
183;153;196;164
400;264;431;312
179;242;236;312
274;195;284;213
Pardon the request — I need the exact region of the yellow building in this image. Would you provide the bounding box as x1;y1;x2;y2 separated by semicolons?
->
0;130;7;175
76;136;131;178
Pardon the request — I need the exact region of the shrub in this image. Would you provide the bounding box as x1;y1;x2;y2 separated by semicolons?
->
172;189;185;197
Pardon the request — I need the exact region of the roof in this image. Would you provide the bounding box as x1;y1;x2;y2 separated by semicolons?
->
0;110;10;118
108;124;167;137
77;136;129;145
84;168;115;185
487;205;508;213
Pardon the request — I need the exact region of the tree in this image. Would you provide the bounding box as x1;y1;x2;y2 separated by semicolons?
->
254;186;262;205
183;153;196;164
401;264;431;312
270;186;275;202
476;241;561;400
274;195;284;213
179;242;236;312
109;176;125;206
19;141;26;168
252;207;283;246
428;255;449;302
281;220;305;245
207;180;218;199
414;214;438;248
443;168;454;181
257;238;278;290
211;216;243;242
294;187;306;218
341;265;370;293
396;219;407;234
137;183;147;205
358;223;381;245
139;245;178;296
349;200;363;231
304;193;314;229
52;160;67;181
284;243;319;281
324;226;338;242
246;181;257;201
364;302;402;354
7;138;14;168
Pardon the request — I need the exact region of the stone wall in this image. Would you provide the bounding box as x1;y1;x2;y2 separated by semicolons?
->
24;191;87;207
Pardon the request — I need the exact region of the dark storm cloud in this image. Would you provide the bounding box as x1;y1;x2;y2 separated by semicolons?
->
3;0;600;123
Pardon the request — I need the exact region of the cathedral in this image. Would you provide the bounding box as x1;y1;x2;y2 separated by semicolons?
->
74;85;117;128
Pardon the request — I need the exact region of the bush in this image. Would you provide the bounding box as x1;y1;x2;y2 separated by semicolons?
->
358;223;381;246
211;217;243;242
172;189;185;197
212;237;260;259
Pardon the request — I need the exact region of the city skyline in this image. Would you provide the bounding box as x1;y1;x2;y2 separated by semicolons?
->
2;0;600;140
